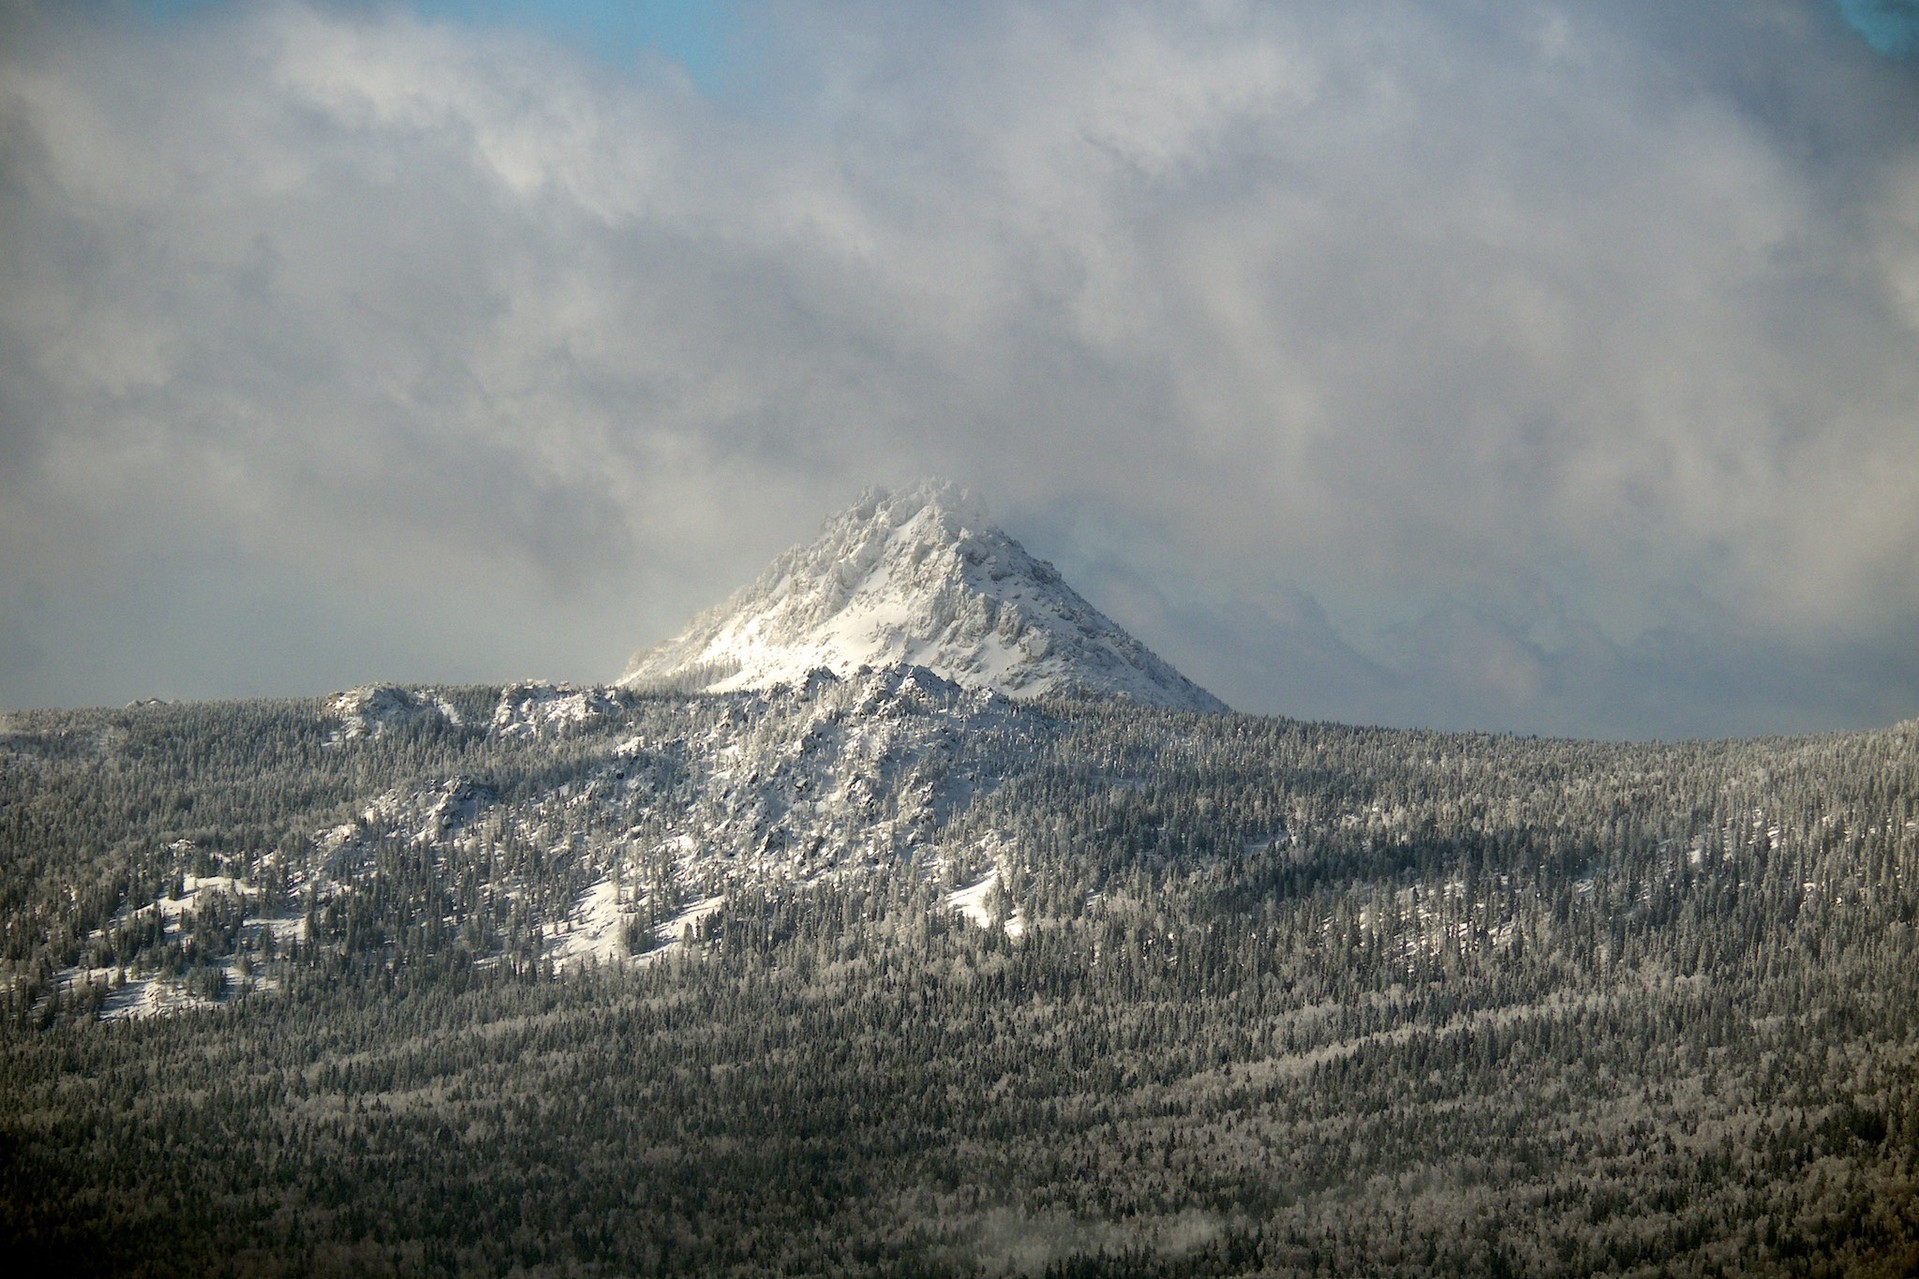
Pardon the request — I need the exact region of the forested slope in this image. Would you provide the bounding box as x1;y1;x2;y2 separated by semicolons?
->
2;679;1916;1275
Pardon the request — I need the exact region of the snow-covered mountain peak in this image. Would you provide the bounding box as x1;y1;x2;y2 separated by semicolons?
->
620;482;1228;712
847;477;988;531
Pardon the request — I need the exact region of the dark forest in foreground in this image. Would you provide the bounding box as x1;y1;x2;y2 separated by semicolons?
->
3;681;1917;1275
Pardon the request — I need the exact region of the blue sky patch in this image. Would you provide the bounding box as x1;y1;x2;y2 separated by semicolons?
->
1838;0;1919;57
407;0;739;88
143;0;741;91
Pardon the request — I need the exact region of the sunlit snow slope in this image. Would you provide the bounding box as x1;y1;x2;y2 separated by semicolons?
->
620;481;1227;712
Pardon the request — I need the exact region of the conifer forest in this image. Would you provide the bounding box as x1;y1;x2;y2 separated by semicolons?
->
3;675;1917;1275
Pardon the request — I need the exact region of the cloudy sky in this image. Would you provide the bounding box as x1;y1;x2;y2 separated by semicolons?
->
3;0;1918;739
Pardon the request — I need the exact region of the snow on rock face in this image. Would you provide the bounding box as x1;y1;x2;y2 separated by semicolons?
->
492;682;622;740
639;663;1004;887
420;776;496;843
326;685;460;741
619;480;1227;712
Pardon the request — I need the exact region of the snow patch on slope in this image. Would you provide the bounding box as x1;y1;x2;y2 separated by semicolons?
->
58;871;305;1022
547;877;632;970
947;867;1027;939
641;895;727;961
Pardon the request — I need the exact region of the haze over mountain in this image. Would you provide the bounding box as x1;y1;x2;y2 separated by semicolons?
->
7;5;1919;736
619;481;1228;714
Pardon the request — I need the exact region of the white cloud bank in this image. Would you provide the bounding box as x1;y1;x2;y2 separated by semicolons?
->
3;0;1917;738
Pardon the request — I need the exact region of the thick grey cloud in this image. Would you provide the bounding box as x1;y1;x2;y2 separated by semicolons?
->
2;0;1917;737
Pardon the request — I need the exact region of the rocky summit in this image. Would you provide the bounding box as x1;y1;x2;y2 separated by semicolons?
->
618;480;1227;712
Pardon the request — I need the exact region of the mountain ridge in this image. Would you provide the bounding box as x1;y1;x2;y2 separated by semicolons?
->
619;480;1228;712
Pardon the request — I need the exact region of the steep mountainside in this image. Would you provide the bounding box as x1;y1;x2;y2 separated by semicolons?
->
619;481;1228;712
